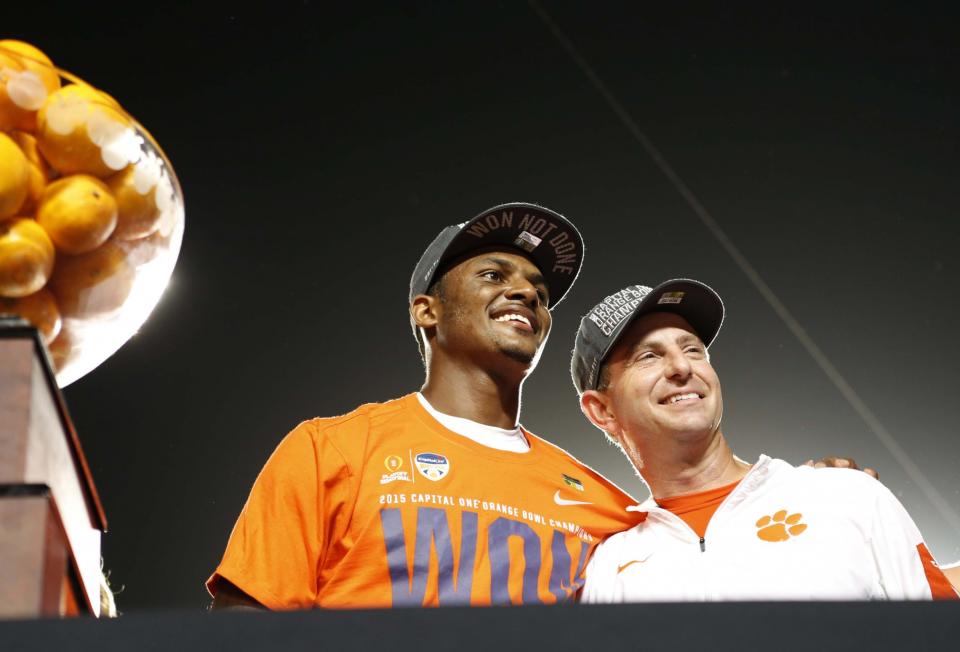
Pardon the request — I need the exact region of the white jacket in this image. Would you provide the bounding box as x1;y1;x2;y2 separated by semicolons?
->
582;455;953;602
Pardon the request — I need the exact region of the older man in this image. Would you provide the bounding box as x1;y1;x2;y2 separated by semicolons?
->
571;279;958;601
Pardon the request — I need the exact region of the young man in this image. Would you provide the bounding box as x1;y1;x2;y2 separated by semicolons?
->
206;203;642;609
572;279;958;601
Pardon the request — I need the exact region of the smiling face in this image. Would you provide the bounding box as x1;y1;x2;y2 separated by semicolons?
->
415;248;553;371
586;311;723;454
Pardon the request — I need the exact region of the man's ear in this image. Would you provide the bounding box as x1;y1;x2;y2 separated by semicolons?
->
580;390;622;442
410;294;440;330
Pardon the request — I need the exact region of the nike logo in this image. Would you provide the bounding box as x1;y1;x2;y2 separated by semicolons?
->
553;490;592;506
617;560;645;574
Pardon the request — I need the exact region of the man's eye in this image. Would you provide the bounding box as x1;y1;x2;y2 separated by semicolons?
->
481;270;503;281
685;346;705;357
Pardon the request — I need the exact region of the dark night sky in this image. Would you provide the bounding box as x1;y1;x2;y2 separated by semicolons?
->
6;2;959;610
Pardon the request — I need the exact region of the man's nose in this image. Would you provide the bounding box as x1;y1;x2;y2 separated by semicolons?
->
505;281;540;307
663;348;692;380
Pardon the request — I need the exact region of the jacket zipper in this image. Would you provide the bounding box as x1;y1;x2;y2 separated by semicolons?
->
699;536;706;552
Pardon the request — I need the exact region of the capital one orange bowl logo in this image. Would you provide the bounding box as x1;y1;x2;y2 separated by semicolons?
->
415;452;449;481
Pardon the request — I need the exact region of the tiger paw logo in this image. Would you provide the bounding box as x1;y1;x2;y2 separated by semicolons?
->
756;510;807;542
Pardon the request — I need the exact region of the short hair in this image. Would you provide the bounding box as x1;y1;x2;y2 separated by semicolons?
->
412;274;446;365
595;362;612;393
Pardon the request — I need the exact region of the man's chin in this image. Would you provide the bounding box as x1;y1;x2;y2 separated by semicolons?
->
490;332;545;370
667;419;721;442
501;346;537;366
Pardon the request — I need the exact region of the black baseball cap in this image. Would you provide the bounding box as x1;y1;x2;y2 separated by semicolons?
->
409;202;584;309
571;279;725;394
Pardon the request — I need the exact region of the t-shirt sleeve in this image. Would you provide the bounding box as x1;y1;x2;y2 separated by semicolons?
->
206;420;352;609
869;484;959;600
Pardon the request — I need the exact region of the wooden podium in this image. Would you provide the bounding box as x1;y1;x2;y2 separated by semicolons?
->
0;319;107;618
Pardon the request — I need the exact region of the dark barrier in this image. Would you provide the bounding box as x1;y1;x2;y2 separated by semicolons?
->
3;602;959;652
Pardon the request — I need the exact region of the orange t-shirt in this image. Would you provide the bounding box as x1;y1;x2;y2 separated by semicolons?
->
207;393;641;608
656;480;740;538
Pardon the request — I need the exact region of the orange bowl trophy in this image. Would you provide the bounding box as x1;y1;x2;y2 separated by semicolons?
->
0;40;184;618
0;39;184;387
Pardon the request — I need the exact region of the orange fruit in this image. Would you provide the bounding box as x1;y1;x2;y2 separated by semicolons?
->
0;41;60;96
18;160;47;214
11;130;51;171
37;174;118;254
48;240;134;317
107;165;162;240
0;50;31;131
0;216;55;297
0;41;59;132
20;161;48;214
0;287;61;343
36;84;134;178
0;132;30;219
120;228;171;267
11;132;51;213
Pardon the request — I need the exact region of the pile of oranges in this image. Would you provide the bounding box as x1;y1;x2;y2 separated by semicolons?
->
0;40;173;371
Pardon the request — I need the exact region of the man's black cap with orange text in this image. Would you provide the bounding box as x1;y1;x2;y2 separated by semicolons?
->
409;202;584;310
